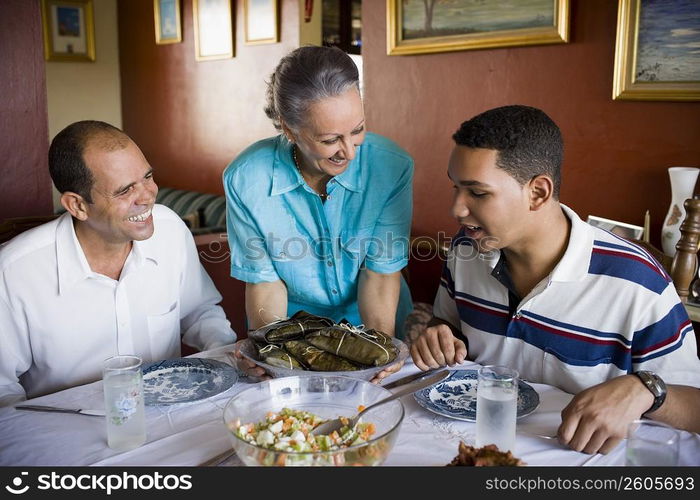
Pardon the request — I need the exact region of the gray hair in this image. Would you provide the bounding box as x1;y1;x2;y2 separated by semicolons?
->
264;46;360;131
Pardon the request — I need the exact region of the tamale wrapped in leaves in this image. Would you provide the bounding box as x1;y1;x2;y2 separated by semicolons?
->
305;325;398;367
255;342;304;370
248;310;334;344
283;340;360;371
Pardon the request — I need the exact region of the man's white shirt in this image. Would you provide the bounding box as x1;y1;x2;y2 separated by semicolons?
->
0;205;236;405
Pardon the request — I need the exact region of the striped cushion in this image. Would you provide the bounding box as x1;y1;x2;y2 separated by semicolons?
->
156;187;226;231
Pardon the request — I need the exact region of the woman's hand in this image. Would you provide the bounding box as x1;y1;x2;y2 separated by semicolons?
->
228;339;271;380
370;360;405;384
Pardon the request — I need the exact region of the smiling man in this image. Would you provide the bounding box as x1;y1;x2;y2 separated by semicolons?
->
411;105;700;454
0;121;236;406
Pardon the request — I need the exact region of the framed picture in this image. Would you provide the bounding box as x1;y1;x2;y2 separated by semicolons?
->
386;0;570;56
193;0;234;61
613;0;700;101
40;0;96;62
244;0;279;45
154;0;182;44
587;215;645;240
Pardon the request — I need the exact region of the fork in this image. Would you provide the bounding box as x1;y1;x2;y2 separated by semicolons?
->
311;369;449;436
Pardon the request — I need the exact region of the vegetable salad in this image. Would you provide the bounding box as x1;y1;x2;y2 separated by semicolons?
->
234;407;376;453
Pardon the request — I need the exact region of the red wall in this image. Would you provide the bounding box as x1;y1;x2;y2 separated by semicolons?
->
0;0;52;219
363;0;700;248
118;0;300;195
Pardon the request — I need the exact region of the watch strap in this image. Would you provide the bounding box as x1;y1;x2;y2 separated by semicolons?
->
634;371;667;415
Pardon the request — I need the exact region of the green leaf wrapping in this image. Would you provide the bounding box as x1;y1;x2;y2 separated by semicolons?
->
255;342;304;370
305;327;398;367
282;339;361;371
248;310;335;344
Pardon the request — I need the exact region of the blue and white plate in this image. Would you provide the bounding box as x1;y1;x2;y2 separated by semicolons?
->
413;369;539;422
141;358;238;406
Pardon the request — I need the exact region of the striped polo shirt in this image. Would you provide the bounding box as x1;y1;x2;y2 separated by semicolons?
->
433;205;700;394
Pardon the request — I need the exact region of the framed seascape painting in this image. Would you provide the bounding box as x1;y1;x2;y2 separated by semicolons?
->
193;0;235;61
41;0;95;62
244;0;279;45
613;0;700;101
386;0;570;56
154;0;182;44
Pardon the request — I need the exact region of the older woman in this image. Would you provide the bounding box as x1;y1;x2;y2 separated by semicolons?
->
224;46;413;378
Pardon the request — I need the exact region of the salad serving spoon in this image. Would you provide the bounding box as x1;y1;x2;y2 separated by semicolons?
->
311;369;449;436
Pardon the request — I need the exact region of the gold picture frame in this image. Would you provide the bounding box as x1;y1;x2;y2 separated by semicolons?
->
613;0;700;101
387;0;569;56
154;0;182;45
41;0;95;62
244;0;279;45
193;0;235;61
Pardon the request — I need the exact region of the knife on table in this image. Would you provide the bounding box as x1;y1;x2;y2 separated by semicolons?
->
14;404;105;417
382;369;451;390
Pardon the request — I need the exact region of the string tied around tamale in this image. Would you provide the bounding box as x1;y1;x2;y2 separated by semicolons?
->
336;323;390;364
258;343;294;370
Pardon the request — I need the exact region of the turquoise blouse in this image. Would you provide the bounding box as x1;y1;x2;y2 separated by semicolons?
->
223;133;414;337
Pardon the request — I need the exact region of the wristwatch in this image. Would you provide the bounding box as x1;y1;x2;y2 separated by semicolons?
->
633;370;667;415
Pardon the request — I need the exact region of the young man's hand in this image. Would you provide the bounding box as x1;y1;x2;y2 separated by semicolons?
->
557;374;652;454
410;323;467;370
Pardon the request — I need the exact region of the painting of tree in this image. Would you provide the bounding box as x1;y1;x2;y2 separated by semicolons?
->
388;0;569;55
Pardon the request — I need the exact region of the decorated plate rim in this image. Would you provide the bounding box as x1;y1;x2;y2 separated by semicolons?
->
413;369;540;422
141;357;238;406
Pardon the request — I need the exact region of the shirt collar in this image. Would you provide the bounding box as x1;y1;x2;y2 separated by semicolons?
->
549;203;594;282
56;213;159;294
476;203;592;287
270;135;364;196
56;213;94;295
132;229;160;267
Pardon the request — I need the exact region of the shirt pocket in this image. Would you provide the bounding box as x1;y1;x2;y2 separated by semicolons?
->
542;347;617;394
340;226;375;269
147;301;180;359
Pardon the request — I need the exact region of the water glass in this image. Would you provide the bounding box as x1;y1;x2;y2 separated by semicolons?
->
475;365;518;452
625;419;679;466
103;355;147;451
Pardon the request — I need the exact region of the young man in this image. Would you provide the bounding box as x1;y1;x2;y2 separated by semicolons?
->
411;105;700;454
0;121;236;406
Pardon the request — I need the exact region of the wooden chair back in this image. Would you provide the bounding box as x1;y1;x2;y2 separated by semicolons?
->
0;215;59;245
633;197;700;303
670;197;700;303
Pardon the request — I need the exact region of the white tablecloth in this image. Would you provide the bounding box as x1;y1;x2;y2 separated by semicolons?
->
1;345;698;467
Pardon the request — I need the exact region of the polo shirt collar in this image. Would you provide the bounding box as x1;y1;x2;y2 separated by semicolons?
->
270;135;364;196
549;204;594;282
483;203;592;288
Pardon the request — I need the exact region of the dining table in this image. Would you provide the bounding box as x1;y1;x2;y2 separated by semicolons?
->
1;343;698;467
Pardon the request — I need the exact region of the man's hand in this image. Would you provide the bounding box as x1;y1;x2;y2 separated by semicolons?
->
410;323;467;371
557;374;653;454
370;360;404;384
229;339;271;380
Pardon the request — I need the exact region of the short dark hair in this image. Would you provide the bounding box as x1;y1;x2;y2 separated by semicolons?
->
264;45;360;131
48;120;130;203
452;105;563;199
